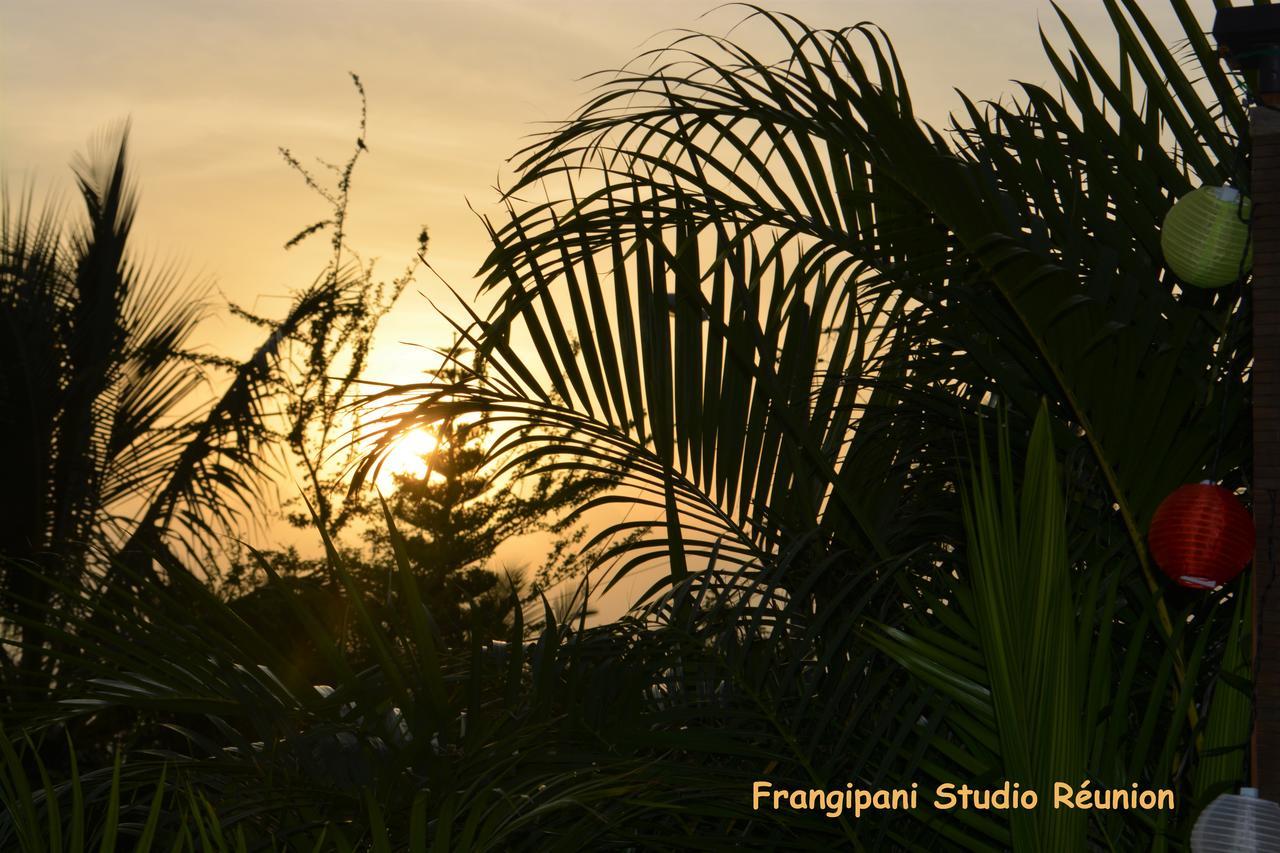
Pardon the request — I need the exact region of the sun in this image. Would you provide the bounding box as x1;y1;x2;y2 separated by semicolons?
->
373;427;438;492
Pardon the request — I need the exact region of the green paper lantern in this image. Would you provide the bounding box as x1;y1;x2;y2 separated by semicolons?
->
1160;185;1253;289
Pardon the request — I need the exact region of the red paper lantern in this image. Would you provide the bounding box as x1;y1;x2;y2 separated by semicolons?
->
1148;482;1255;589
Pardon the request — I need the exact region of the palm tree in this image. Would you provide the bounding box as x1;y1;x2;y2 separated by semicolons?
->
0;3;1261;849
366;0;1254;845
0;76;411;698
1;127;214;694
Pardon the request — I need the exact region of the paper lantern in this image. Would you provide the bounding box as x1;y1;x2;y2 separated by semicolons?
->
1160;185;1253;289
1192;787;1280;852
1148;482;1254;589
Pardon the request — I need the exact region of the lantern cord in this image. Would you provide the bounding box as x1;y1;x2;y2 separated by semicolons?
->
1207;180;1253;483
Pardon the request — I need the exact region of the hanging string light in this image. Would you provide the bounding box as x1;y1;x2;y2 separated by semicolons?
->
1191;787;1280;852
1147;149;1256;593
1148;482;1255;589
1160;186;1253;289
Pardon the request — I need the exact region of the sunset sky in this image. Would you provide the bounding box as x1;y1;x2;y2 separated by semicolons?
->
1;0;1198;612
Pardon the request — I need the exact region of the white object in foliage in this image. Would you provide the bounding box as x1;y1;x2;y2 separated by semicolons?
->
1192;787;1280;852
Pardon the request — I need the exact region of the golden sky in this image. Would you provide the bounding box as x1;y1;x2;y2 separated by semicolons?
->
2;1;1190;381
1;0;1194;614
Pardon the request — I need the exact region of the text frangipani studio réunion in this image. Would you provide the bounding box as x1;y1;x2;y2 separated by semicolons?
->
751;781;1175;820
